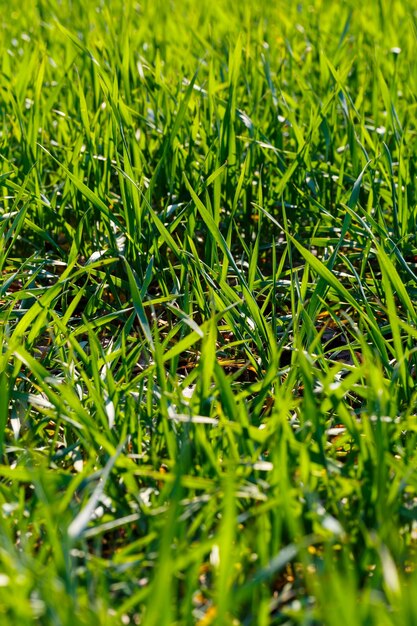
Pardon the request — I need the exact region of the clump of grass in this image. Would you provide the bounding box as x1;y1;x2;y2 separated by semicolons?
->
2;0;417;624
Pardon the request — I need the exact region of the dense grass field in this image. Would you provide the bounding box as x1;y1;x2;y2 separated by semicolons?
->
3;0;417;623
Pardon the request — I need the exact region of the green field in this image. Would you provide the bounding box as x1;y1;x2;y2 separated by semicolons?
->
2;0;417;623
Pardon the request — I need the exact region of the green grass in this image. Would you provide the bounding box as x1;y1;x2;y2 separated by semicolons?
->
2;0;417;623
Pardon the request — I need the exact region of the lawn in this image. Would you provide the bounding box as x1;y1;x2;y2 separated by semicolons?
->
2;0;417;624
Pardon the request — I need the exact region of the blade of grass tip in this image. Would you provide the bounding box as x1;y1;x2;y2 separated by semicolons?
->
78;77;93;144
248;212;261;292
232;154;248;210
68;438;126;541
380;264;410;396
375;240;417;325
199;310;217;416
54;19;100;66
122;257;154;350
141;255;154;299
147;206;183;260
382;142;399;238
